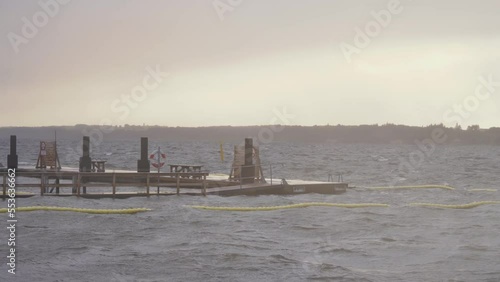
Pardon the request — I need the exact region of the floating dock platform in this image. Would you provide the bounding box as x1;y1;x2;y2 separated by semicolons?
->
1;169;347;198
1;135;348;198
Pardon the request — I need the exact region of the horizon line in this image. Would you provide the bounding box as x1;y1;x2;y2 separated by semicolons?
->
1;123;499;129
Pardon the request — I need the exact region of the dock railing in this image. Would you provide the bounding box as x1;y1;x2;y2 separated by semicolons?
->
1;171;210;197
237;163;279;188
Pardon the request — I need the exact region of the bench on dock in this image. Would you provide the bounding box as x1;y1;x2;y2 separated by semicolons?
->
169;164;203;179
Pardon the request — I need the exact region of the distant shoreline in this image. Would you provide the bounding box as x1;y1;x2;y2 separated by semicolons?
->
1;124;499;145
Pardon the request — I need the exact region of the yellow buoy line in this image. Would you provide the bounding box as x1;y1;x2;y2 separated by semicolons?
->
12;191;36;195
3;200;497;214
365;185;455;190
409;201;500;209
188;202;389;211
0;206;151;214
469;189;498;192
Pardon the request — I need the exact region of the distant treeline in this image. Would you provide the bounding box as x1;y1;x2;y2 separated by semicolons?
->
1;124;500;145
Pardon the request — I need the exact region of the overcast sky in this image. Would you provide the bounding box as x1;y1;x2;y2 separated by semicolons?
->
1;0;499;127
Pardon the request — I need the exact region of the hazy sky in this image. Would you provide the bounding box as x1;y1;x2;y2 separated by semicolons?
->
1;0;500;127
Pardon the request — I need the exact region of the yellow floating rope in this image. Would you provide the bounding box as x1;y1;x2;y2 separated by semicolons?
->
0;206;151;214
410;201;500;209
189;202;389;211
12;191;35;195
366;185;455;190
469;189;498;192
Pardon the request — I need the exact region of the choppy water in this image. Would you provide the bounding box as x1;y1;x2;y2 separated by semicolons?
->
0;138;499;281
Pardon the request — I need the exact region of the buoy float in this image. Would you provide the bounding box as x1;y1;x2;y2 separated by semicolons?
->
366;185;454;190
469;189;497;192
188;202;389;211
409;201;500;209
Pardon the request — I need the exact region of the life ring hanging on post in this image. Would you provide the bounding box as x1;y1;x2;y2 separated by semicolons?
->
149;147;166;169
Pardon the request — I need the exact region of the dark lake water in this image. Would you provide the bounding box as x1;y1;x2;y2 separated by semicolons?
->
0;138;499;281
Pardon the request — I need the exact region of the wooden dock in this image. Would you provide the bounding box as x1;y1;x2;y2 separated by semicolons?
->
1;169;347;198
2;136;349;199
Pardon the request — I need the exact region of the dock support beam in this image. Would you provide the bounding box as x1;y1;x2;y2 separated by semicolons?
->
176;173;180;195
77;173;81;196
40;174;45;196
202;175;207;196
55;178;60;194
72;175;77;194
2;174;6;198
241;138;255;184
79;136;92;194
137;137;150;172
7;135;18;169
112;173;116;196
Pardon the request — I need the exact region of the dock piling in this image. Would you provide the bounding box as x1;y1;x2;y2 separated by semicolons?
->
202;175;207;196
157;177;160;195
270;164;273;185
137;137;150;172
7;135;18;169
112;173;116;195
77;173;81;196
55;177;60;194
176;173;180;195
40;174;45;196
72;175;77;194
79;136;92;194
241;138;255;184
2;174;6;198
79;136;92;172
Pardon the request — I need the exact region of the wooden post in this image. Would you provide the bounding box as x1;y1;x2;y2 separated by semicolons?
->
137;137;150;172
79;136;92;173
40;174;45;196
146;173;150;196
270;164;273;185
241;138;254;184
2;174;6;198
55;177;60;194
176;173;180;195
202;175;207;196
7;135;18;169
112;173;116;195
259;164;265;183
77;173;81;196
72;175;77;194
